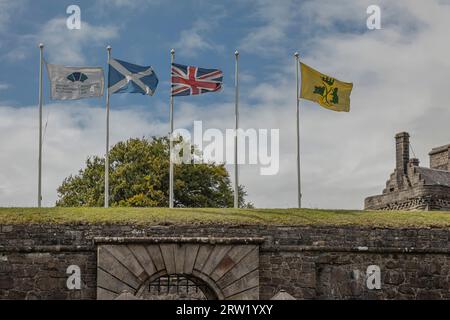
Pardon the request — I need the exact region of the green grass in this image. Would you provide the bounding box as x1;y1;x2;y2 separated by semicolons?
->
0;207;449;228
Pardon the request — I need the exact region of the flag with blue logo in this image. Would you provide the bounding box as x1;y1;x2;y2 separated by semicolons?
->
108;58;158;96
46;63;104;100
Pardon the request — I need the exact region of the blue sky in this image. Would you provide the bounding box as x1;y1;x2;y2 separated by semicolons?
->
1;0;450;208
1;0;306;108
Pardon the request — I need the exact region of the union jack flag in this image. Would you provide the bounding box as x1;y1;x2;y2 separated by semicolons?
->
171;63;223;97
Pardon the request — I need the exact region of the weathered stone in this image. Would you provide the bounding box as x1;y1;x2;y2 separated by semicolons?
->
365;133;450;211
384;271;405;285
183;244;199;274
202;245;231;276
271;289;296;300
1;226;13;233
103;245;146;280
416;290;442;300
97;268;136;295
35;277;59;291
146;245;165;271
193;245;213;272
217;247;258;289
174;244;186;274
222;269;259;298
0;223;449;300
0;276;13;290
227;286;259;300
398;284;415;295
160;244;176;274
128;244;156;276
97;247;141;289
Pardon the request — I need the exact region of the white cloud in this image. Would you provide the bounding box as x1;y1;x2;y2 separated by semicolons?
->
173;6;226;57
37;18;118;65
239;0;299;55
0;83;9;90
175;29;216;56
3;17;118;64
0;0;27;31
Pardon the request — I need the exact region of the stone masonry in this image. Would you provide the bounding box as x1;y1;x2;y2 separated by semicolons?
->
0;223;449;300
365;132;450;211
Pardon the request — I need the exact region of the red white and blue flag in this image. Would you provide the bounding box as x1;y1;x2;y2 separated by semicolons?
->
171;63;223;97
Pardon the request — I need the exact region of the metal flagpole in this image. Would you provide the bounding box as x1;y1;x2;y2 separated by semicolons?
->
294;52;302;208
38;43;44;208
105;45;111;208
234;50;239;208
169;49;175;208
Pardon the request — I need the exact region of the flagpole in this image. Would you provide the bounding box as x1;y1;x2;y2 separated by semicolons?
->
105;45;111;208
294;52;302;208
169;48;175;208
234;50;239;209
38;43;44;208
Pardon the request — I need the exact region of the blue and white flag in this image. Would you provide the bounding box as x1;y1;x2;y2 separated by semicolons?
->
108;58;158;96
46;63;104;100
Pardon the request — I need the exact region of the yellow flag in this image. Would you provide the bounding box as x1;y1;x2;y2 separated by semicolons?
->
300;62;353;112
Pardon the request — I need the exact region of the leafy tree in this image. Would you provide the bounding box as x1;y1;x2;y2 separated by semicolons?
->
56;137;250;208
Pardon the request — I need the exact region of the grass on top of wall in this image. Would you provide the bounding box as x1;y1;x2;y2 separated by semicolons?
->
0;207;449;228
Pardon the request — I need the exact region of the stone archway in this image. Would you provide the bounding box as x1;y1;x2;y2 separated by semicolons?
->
95;237;263;300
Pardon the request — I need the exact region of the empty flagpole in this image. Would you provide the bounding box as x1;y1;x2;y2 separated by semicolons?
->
169;49;175;208
38;43;44;208
105;45;111;208
234;50;239;209
294;52;302;208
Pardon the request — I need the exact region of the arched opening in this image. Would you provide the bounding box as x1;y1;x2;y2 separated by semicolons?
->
95;239;262;300
135;273;219;300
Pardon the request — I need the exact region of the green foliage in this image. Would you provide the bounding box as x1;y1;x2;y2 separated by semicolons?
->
56;137;250;208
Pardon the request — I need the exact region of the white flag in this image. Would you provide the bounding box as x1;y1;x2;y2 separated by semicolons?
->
46;63;104;100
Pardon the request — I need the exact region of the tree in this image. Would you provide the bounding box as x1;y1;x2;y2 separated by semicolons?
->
56;137;251;208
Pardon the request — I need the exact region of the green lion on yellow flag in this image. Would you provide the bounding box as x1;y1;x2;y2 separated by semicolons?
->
300;62;353;112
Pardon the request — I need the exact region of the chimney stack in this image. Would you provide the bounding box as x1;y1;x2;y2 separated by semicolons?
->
429;144;450;171
395;132;410;174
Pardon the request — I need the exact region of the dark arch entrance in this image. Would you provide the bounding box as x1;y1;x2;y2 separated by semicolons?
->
136;273;219;300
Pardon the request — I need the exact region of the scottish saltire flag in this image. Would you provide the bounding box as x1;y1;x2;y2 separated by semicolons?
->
108;58;158;96
171;63;223;96
46;63;104;100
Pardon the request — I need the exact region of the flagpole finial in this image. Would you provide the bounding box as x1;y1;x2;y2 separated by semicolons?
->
39;43;44;49
171;48;175;54
106;45;111;51
294;52;299;58
235;50;239;56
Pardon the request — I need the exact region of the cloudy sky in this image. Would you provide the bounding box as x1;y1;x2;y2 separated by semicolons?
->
1;0;450;208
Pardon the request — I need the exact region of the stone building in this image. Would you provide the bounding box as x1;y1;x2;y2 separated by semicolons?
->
365;132;450;211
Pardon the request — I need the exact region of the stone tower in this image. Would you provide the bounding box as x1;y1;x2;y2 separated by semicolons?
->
365;132;450;211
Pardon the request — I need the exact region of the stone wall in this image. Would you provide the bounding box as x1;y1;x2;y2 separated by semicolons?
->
365;185;450;211
429;145;450;171
0;223;449;300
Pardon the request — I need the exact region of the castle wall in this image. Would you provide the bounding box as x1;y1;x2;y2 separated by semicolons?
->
1;223;449;300
365;185;450;211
